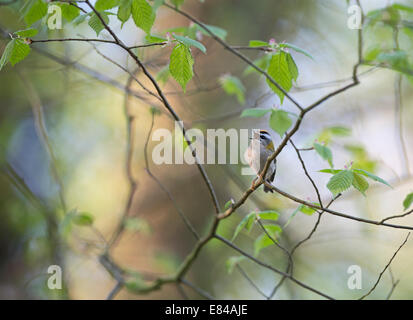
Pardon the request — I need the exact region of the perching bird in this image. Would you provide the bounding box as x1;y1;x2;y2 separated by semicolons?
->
244;129;277;193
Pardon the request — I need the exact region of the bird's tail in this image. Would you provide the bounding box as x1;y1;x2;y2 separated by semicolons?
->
263;182;274;193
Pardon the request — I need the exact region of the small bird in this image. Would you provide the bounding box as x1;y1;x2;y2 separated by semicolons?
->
244;129;277;193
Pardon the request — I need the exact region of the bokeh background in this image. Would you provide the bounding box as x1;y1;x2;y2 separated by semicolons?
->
0;0;412;299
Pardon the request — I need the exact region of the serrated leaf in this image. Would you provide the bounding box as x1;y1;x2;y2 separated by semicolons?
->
173;34;206;53
131;0;155;34
240;108;271;118
266;51;293;104
15;28;38;38
96;0;120;11
24;0;47;26
169;43;194;91
279;43;313;59
352;172;369;196
57;2;80;21
286;53;298;82
269;109;292;137
327;170;354;195
314;142;333;168
117;0;132;23
226;256;246;274
9;39;31;66
352;169;392;188
249;40;269;47
72;212;94;226
219;74;245;104
88;12;109;36
403;193;413;211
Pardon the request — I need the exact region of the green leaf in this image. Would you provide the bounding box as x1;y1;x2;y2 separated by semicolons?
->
96;0;120;11
283;206;302;229
249;40;269;47
24;0;47;26
117;0;132;24
231;212;255;241
314;142;333;168
15;28;38;38
169;43;194;91
131;0;155;34
72;212;94;226
225;256;246;274
243;54;271;76
254;227;280;257
73;14;88;26
57;2;80;22
9;39;31;66
240;108;271;118
319;169;342;174
352;169;392;188
377;50;410;72
286;53;299;82
269;109;292;137
88;12;110;36
219;74;245;104
364;46;381;61
224;200;233;210
173;34;206;53
299;204;317;215
124;217;151;234
279;43;313;59
197;24;227;40
352;172;369;196
0;40;15;71
329;126;351;136
125;275;146;292
263;224;282;238
317;126;351;145
266;51;295;104
156;65;170;84
59;208;77;237
392;3;413;13
153;0;165;10
327;170;354;195
403;193;413;211
171;0;184;8
145;34;166;44
257;210;279;221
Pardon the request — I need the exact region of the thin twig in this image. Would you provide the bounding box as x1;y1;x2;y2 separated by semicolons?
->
359;233;410;300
